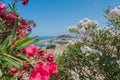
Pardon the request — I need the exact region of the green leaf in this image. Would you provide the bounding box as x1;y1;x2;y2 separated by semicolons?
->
4;19;18;52
9;33;31;51
13;36;39;50
16;36;39;49
10;76;18;80
0;36;12;53
5;57;20;67
15;33;31;44
10;18;18;44
8;4;14;10
8;3;16;12
104;9;110;15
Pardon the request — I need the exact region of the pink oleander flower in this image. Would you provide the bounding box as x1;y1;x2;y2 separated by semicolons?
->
0;11;6;18
9;12;17;19
17;25;25;32
47;53;55;62
38;50;46;57
38;50;47;62
30;63;49;80
48;62;58;77
31;20;36;27
33;22;36;27
18;31;25;39
0;2;6;12
20;18;28;26
5;13;18;22
27;27;32;31
23;63;29;70
22;0;29;5
22;44;38;56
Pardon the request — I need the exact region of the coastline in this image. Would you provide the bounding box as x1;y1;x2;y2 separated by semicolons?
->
37;35;74;54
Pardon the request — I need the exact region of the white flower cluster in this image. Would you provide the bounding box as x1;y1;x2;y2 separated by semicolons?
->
67;18;98;34
77;18;98;28
70;70;80;80
108;6;120;20
80;46;92;56
80;46;92;53
67;26;79;34
80;46;103;56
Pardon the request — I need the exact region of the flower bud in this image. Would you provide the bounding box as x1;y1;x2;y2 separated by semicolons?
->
10;68;18;74
22;0;29;5
23;63;29;70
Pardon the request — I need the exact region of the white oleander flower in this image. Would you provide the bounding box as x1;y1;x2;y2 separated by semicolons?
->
83;18;90;23
91;20;98;25
81;46;92;53
86;53;90;56
97;51;103;56
78;27;86;34
78;20;83;27
76;38;83;43
108;6;120;20
79;18;98;28
67;26;79;34
70;70;80;80
117;60;120;64
117;60;120;68
114;6;120;16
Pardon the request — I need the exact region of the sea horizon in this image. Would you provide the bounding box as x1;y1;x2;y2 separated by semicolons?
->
39;36;57;40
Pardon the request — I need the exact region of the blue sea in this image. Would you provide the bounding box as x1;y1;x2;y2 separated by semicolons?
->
34;36;56;47
39;36;57;40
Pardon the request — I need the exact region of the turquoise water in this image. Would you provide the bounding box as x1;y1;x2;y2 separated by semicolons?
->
40;43;52;47
34;36;56;47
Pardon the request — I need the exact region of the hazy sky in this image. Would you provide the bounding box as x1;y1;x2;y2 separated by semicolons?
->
4;0;120;36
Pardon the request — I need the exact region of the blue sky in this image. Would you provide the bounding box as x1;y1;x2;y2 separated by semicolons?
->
4;0;120;36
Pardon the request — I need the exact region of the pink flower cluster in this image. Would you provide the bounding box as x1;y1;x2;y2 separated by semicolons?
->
30;62;57;80
0;2;36;46
22;45;58;80
0;2;6;13
0;2;36;35
22;44;38;56
9;45;58;80
0;3;17;28
38;50;55;63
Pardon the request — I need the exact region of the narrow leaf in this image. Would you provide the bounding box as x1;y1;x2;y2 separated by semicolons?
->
10;18;18;44
1;36;11;53
5;57;20;67
12;36;39;50
16;36;39;49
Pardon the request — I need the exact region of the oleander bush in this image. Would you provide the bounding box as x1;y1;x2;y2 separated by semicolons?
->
55;6;120;80
0;0;58;80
